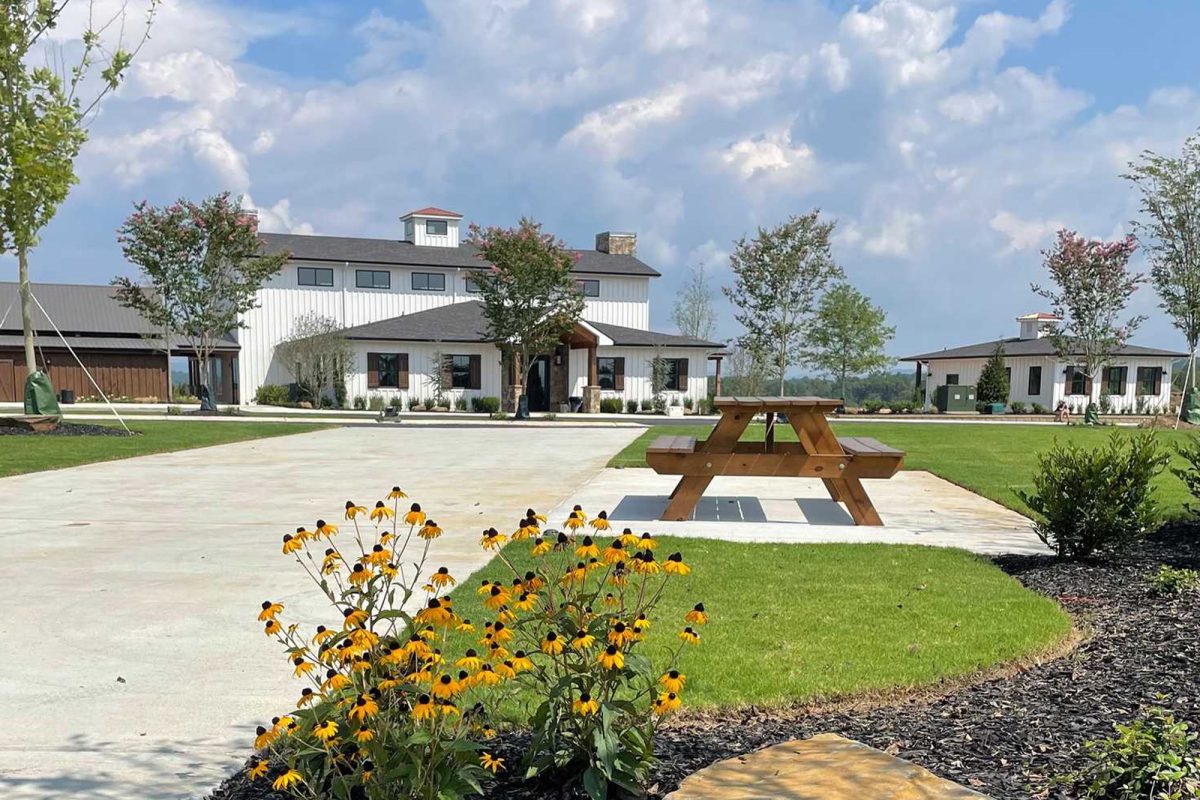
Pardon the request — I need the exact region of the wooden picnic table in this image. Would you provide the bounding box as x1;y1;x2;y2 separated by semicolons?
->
645;396;905;525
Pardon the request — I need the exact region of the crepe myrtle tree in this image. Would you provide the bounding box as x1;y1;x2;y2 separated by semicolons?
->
723;211;844;396
465;218;586;412
1033;230;1145;414
113;194;289;408
1;0;156;396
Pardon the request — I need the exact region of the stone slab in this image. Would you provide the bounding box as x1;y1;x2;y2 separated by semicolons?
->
666;734;989;799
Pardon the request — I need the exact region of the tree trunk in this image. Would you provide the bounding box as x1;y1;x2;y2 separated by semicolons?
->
164;326;172;402
18;245;36;374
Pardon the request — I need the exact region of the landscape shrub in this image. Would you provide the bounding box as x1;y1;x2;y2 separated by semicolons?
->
1031;402;1049;415
254;384;291;407
455;396;469;411
1009;401;1027;414
1065;705;1199;799
489;411;509;420
640;399;653;412
367;395;385;412
389;396;404;411
683;397;694;410
599;398;622;414
887;401;907;414
1018;432;1169;559
1171;435;1200;517
861;398;884;414
472;396;501;414
1148;564;1200;596
424;397;436;411
626;399;639;414
319;395;334;409
408;397;422;411
352;396;366;410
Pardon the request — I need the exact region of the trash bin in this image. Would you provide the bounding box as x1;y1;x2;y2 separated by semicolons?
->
60;389;76;405
568;395;583;413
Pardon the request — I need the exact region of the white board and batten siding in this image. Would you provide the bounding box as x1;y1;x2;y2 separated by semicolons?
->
924;355;1175;411
345;341;502;406
568;347;709;407
238;261;655;400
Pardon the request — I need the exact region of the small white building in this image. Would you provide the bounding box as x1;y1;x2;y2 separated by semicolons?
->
902;313;1184;413
239;207;722;411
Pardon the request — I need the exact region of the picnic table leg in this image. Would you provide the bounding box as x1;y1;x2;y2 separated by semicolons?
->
661;476;714;521
786;408;885;526
833;477;884;526
822;479;844;502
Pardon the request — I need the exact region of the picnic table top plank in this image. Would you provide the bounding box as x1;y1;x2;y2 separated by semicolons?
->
713;395;843;410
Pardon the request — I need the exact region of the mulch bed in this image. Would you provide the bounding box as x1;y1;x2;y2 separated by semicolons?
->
208;528;1200;800
0;421;137;437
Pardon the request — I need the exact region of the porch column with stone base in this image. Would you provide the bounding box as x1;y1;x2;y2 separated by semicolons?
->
582;385;601;413
503;384;522;413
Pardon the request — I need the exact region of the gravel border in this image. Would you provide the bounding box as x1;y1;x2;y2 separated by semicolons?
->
0;421;137;436
208;529;1200;800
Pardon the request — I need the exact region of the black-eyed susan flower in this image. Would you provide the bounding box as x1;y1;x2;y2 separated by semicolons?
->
609;564;630;587
560;562;587;585
632;612;650;632
381;562;399;579
431;566;456;588
281;534;303;555
573;692;599;716
272;769;303;791
412;694;436;721
523;571;545;591
608;621;635;647
495;660;516;679
483;584;510;610
590;510;611;531
479;723;497;740
541;631;564;655
631;551;660;575
639;532;657;549
513;592;537;612
248;759;269;780
342;607;368;629
565;510;586;530
474;664;502;686
439;701;461;717
264;619;282;636
526;508;548;523
492;621;513;643
480;753;504;773
404;504;426;526
511;650;533;672
253;725;276;749
416;598;453;626
602;539;626;564
679;626;700;645
418;519;442;539
657;691;682;714
349;563;371;586
355;726;375;743
512;517;538;540
602;592;619;607
369;501;394;523
685;602;708;625
455;618;475;634
575;536;599;559
660;670;686;694
365;544;389;566
387;486;407;500
419;624;438;641
598;644;624;670
321;548;340;574
456;649;483;671
258;601;283;622
531;537;551;556
345;501;368;520
321;669;351;692
479;527;507;551
348;694;379;722
664;551;690;576
571;629;596;650
312;719;338;742
315;519;338;538
313;625;334;645
292;657;315;678
431;673;459;699
297;687;316;707
618;527;640;547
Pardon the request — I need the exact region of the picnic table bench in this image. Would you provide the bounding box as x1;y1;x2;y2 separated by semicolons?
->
645;396;904;525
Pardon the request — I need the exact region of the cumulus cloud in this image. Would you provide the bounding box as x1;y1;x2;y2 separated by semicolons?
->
720;128;814;183
990;211;1064;253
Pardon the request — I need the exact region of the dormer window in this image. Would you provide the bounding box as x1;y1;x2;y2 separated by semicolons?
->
426;220;448;236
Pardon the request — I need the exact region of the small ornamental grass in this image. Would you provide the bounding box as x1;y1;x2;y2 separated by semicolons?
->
250;495;702;800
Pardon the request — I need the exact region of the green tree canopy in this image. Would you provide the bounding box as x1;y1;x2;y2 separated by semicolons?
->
800;282;894;401
976;343;1010;406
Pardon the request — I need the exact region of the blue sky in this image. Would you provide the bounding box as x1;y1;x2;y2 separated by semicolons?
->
10;0;1200;361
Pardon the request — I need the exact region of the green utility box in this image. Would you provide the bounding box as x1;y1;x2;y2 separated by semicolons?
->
934;384;977;413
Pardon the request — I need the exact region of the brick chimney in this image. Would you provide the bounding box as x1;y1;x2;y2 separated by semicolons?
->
595;231;636;257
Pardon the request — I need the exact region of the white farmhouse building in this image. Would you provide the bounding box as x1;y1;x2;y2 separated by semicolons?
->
902;313;1184;413
239;207;723;412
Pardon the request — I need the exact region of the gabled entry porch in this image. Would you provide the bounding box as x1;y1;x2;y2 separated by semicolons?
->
501;320;612;413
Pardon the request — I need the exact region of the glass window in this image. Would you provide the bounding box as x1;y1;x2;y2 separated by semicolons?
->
597;357;616;390
1104;366;1126;395
465;275;482;293
356;269;391;289
404;219;415;241
1068;367;1087;395
426;219;449;236
945;373;959;386
451;355;471;389
298;267;334;287
377;354;399;388
1028;366;1042;396
1137;366;1159;395
576;279;600;297
412;272;446;291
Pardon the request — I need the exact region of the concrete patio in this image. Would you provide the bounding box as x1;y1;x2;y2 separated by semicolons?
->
0;424;641;800
547;468;1048;555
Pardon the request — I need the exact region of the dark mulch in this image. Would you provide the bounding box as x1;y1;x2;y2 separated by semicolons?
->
208;529;1200;800
0;421;137;436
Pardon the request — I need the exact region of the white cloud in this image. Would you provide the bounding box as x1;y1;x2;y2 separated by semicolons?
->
990;211;1063;252
130;50;240;105
245;195;315;235
720;128;814;182
818;42;850;91
864;210;922;257
642;0;710;52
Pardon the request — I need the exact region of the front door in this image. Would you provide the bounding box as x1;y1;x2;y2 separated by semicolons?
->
527;355;551;412
0;359;14;402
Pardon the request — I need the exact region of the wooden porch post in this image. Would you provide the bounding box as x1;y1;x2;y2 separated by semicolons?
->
714;356;722;396
587;345;598;385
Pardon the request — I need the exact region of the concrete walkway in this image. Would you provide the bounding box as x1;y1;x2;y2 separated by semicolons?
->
0;425;641;800
548;468;1049;555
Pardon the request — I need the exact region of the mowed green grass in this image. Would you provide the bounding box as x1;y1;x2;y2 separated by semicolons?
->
0;420;334;477
609;422;1198;517
446;537;1071;713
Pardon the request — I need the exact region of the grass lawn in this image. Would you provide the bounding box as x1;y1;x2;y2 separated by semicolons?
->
609;422;1198;517
0;420;334;477
447;537;1071;714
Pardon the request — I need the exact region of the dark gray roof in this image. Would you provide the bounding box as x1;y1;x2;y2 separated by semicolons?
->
258;233;661;277
0;282;238;351
901;336;1185;361
339;301;721;348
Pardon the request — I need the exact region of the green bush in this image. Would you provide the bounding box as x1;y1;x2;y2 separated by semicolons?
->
1066;705;1200;799
626;399;639;414
977;343;1009;406
887;401;907;414
600;398;622;413
424;397;436;411
472;396;501;414
862;398;884;414
1172;435;1200;517
1018;432;1169;559
367;395;385;412
408;397;422;411
455;396;469;411
640;399;653;412
352;395;366;410
389;396;404;410
1010;401;1027;414
254;384;291;407
683;396;694;410
1149;565;1200;596
1032;402;1049;414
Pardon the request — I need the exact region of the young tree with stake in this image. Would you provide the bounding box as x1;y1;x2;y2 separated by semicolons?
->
723;211;844;396
672;263;717;341
113;194;289;409
801;282;894;402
